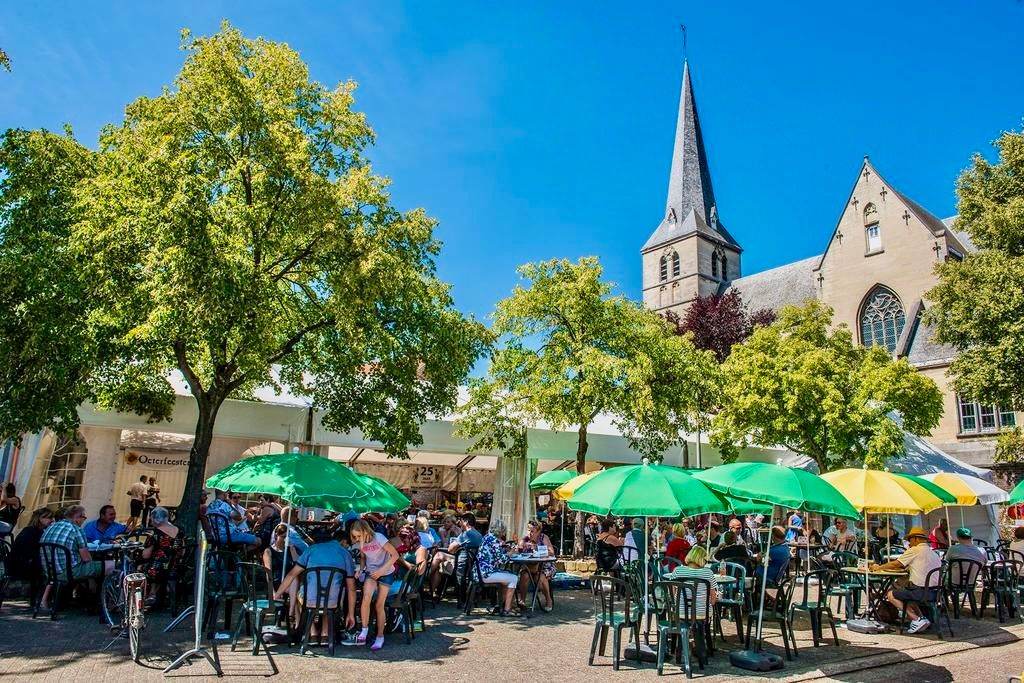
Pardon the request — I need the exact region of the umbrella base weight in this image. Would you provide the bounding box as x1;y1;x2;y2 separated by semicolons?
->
729;649;784;671
624;643;658;663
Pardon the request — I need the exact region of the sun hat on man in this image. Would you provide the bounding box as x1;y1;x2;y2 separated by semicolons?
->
905;526;929;541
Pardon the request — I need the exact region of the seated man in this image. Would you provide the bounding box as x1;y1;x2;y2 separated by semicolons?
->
274;527;357;639
429;512;482;595
38;504;114;609
944;527;986;563
727;517;746;546
83;505;127;543
822;517;858;550
871;526;941;634
755;526;790;585
206;489;259;550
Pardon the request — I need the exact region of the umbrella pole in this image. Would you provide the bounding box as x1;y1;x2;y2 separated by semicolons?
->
945;506;952;545
754;504;775;648
560;507;566;557
959;506;965;528
886;515;891;560
863;511;870;620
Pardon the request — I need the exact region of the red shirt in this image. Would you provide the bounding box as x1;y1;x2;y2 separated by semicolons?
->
665;537;691;564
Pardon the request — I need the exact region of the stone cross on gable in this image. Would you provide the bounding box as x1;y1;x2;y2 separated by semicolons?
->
850;196;859;211
879;187;888;200
902;210;911;225
862;167;871;182
835;230;843;244
933;241;942;258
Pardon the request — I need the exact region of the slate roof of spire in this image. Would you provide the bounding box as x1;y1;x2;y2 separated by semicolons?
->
643;61;741;253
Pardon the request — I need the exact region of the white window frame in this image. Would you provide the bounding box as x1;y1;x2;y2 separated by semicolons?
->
866;223;881;252
957;395;1016;435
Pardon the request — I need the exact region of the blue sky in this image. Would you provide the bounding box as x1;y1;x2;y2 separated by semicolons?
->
3;2;1023;323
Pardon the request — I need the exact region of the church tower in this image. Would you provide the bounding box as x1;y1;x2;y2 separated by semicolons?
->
641;60;742;317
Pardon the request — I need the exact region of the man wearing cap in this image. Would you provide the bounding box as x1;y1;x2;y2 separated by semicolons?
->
945;527;987;564
870;526;942;634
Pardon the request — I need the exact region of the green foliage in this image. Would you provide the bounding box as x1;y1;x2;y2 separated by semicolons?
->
456;257;721;463
0;24;487;526
994;427;1024;465
928;126;1024;408
0;128;172;439
710;300;944;472
0;48;10;72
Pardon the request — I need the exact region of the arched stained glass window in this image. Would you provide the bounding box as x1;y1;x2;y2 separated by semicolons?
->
860;286;905;353
659;255;668;281
721;254;728;280
671;252;680;278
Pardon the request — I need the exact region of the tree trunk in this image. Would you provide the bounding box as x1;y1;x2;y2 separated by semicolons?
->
175;393;224;533
574;424;589;557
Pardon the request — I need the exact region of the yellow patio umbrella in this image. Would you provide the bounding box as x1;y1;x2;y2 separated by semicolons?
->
918;473;978;506
553;471;600;501
821;467;945;617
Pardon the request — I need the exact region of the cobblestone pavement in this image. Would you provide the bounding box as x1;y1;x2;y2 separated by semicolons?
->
1;589;1022;682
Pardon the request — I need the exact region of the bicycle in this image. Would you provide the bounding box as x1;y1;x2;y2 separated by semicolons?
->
100;541;148;662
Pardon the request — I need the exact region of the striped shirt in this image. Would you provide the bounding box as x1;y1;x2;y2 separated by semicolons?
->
666;565;719;619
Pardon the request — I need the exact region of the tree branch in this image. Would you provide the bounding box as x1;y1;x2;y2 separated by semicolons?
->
267;318;336;365
173;341;205;399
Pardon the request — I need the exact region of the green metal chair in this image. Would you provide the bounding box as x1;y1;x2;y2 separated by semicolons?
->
652;580;697;677
789;569;839;647
589;574;641;671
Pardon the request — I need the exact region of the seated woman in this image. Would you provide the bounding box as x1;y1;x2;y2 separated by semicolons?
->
254;494;282;548
263;524;301;625
478;519;519;616
516;519;556;612
665;546;719;620
350;519;399;651
415;515;438;549
392;526;428;595
595;519;625;574
8;507;54;581
664;522;692;567
713;530;750;565
137;506;182;605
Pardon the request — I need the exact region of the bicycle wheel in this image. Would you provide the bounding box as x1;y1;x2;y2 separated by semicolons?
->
128;617;141;663
101;572;126;628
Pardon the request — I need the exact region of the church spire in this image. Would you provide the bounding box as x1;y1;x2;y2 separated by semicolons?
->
665;60;717;227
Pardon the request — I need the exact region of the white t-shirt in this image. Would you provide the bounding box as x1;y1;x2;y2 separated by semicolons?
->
128;481;148;501
356;532;394;576
897;543;942;587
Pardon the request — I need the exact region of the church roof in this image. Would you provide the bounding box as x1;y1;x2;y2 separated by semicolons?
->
898;300;957;368
723;255;820;313
942;215;975;252
643;61;741;253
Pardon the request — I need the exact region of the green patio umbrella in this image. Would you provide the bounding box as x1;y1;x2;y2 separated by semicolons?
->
693;462;859;666
567;462;730;621
1009;478;1024;505
339;472;410;513
529;469;575;491
206;452;374;510
693;462;860;519
566;463;730;518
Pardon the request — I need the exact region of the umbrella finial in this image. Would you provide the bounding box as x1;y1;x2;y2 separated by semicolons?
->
776;458;783;467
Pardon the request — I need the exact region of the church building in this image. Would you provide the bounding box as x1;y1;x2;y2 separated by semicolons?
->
641;60;1017;469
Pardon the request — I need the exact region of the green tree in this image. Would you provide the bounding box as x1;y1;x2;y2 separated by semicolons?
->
0;128;175;442
456;257;721;552
710;300;944;472
927;126;1024;408
1;24;488;530
994;428;1024;465
0;48;10;72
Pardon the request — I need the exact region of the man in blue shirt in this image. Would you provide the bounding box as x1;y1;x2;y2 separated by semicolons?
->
757;526;790;584
274;528;357;632
83;505;127;543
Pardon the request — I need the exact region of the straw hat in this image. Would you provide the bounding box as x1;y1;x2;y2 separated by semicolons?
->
905;526;928;540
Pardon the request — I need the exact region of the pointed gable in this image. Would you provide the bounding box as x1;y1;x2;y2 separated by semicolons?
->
642;61;741;253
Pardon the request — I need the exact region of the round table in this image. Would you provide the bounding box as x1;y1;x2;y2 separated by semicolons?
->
839;567;908;620
508;554;554;617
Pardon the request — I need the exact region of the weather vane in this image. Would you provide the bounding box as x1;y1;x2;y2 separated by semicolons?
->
680;23;687;60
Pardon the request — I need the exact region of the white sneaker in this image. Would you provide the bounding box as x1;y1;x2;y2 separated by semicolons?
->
906;617;930;634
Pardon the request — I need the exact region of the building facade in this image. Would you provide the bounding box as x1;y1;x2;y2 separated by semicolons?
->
642;60;1017;468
